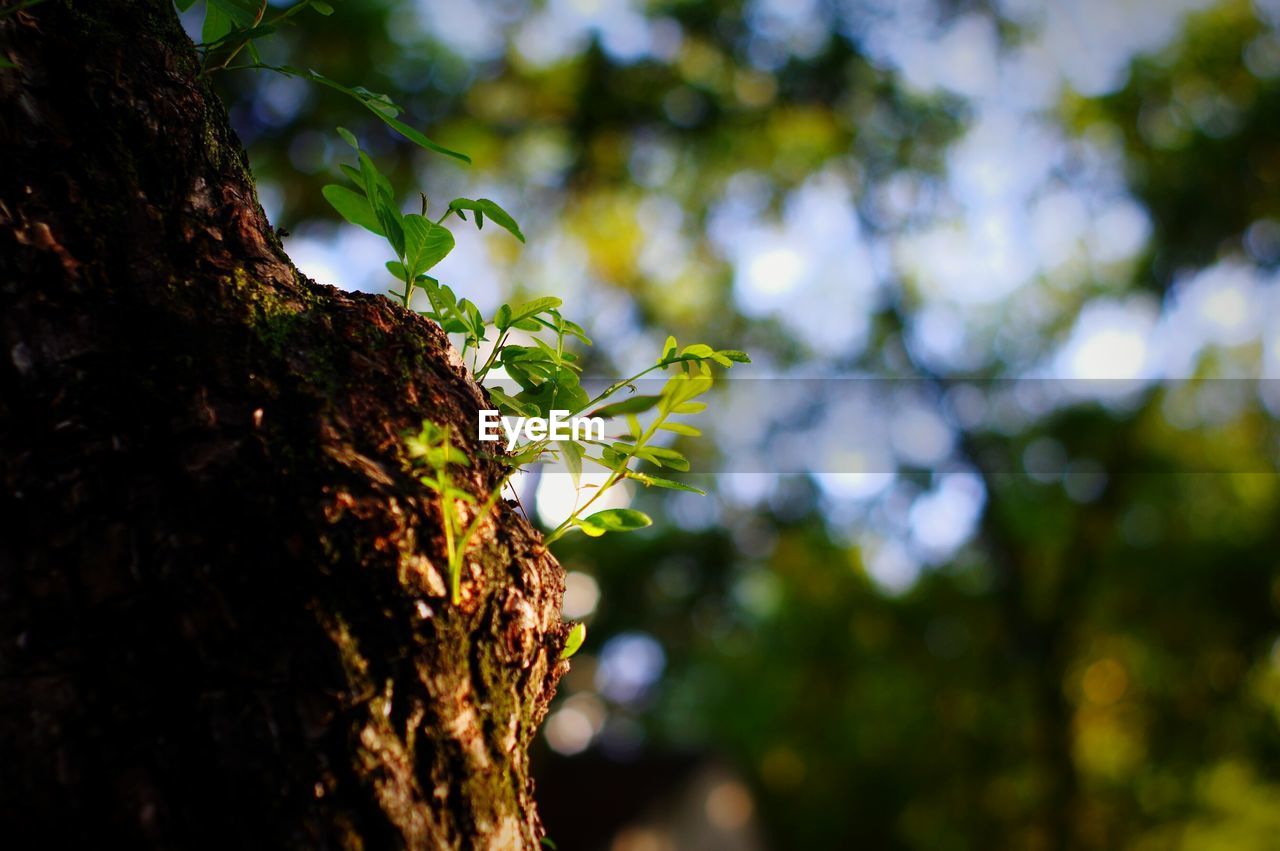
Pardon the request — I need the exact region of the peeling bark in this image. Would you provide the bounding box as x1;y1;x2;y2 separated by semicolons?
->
0;2;567;847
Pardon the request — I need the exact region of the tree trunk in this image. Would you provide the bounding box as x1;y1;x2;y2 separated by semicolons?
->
0;2;567;848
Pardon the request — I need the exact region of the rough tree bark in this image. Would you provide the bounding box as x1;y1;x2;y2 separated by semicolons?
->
0;2;568;847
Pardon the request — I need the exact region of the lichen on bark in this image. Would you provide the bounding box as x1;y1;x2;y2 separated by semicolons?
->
0;1;568;847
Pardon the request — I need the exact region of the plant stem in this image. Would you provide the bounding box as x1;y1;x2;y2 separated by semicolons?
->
448;468;514;602
440;469;459;603
581;362;668;412
474;331;509;381
543;411;664;544
209;0;269;74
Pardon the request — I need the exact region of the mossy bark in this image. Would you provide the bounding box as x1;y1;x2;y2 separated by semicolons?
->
0;2;567;847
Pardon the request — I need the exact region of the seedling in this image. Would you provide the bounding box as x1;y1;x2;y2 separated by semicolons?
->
405;422;512;604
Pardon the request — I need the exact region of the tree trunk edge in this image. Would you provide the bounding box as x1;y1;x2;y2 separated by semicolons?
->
0;2;568;848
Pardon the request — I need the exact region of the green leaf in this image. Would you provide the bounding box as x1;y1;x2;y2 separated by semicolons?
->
661;335;678;362
581;508;653;533
203;0;256;43
589;395;662;419
560;318;593;345
335;126;359;149
662;374;714;407
502;345;554;365
448;197;526;242
201;5;234;44
355;151;404;255
627;471;706;494
175;0;199;11
322;184;384;235
681;343;715;359
215;0;259;19
279;66;472;163
0;57;15;69
458;298;485;341
401;214;454;279
658;422;702;437
559;440;583;487
338;164;363;186
559;622;587;660
497;296;562;330
487;387;539;418
377;112;470;162
645;447;690;471
355;151;394;209
599;445;629;471
200;21;277;52
309;0;334;14
517;369;590;415
507;444;550;466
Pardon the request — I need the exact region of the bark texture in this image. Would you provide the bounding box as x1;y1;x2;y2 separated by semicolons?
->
0;2;567;847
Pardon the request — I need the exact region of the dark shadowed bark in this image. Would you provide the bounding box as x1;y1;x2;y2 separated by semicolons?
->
0;1;568;847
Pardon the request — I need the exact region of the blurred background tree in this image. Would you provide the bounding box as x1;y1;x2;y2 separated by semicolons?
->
192;0;1280;848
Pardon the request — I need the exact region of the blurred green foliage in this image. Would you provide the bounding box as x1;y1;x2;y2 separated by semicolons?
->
199;0;1280;848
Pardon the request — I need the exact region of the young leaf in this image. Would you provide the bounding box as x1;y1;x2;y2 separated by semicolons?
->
645;446;690;471
335;126;359;149
281;67;472;163
378;112;471;163
201;4;234;45
487;387;540;418
448;198;526;242
559;440;583;487
354;152;404;256
582;508;653;533
589;395;662;419
202;0;257;44
560;317;593;345
662;374;713;407
497;296;562;331
338;163;364;185
200;22;277;52
515;370;590;415
658;422;702;437
322;184;384;235
559;622;587;660
458;299;486;342
680;343;715;360
627;471;706;494
214;0;260;19
401;214;455;278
